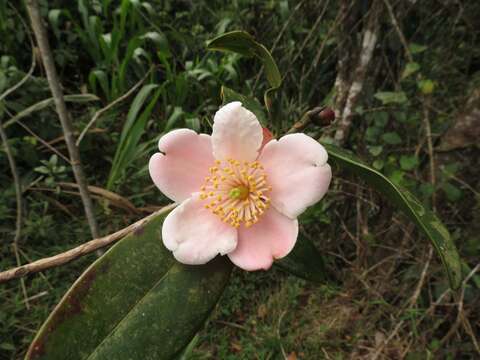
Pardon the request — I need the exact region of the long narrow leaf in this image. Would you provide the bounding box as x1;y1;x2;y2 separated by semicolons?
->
324;143;462;289
207;31;281;89
107;85;160;189
119;84;159;144
207;31;282;112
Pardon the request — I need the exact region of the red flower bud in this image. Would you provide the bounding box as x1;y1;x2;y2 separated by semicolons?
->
318;107;335;126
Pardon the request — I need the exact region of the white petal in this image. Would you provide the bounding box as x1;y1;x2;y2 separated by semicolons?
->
162;195;238;265
258;133;332;218
212;101;263;162
149;129;214;202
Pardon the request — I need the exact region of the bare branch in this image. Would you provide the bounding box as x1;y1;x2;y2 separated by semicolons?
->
334;0;381;145
383;0;413;63
25;0;99;239
0;204;176;284
0;117;29;306
286;106;334;134
423;96;437;209
0;4;36;307
16;119;71;163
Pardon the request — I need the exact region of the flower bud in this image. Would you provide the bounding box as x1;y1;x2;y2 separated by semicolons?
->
318;107;335;125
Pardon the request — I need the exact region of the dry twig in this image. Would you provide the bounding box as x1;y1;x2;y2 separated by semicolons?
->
0;5;36;308
0;117;29;308
382;0;413;63
440;263;480;353
16;119;71;163
423;96;437;208
0;204;176;284
371;246;434;359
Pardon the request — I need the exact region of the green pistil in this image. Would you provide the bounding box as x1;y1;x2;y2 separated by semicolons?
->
229;186;249;200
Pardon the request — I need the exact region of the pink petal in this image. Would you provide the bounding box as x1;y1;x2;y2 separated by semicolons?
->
258;133;332;218
162;195;238;265
212;102;263;162
227;207;298;271
149;129;215;202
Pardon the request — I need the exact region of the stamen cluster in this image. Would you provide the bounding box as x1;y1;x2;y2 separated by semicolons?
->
200;159;271;228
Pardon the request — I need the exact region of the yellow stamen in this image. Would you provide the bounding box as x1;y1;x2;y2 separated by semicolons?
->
199;159;271;228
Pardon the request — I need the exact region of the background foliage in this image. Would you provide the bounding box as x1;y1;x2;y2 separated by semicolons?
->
1;0;479;358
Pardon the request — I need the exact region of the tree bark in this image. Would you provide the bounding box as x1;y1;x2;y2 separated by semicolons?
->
333;0;382;145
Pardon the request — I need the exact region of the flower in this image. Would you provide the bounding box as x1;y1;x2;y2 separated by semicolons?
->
149;102;332;270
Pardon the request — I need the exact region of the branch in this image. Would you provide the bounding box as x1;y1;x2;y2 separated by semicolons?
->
334;0;381;145
0;117;29;306
332;0;358;114
0;204;176;284
286;106;335;134
382;0;413;63
423;96;437;209
0;5;35;307
25;0;100;239
0;118;23;245
371;246;434;359
17;119;71;163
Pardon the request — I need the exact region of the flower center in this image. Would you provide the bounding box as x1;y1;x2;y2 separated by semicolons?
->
200;159;272;228
229;186;249;200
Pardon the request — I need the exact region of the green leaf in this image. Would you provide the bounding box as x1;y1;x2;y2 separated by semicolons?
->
323;143;462;289
26;208;232;360
275;235;327;283
221;86;268;125
374;91;408;105
120;84;159;144
373;159;384;170
48;9;69;39
408;43;428;54
88;69;110;99
400;155;419;171
207;31;281;88
141;31;170;57
441;182;462;202
401;62;420;79
382;132;402;145
207;30;281;112
107;84;161;190
368;145;383;157
164;106;184;132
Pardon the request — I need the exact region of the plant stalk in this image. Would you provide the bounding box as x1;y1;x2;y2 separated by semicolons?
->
25;0;99;239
